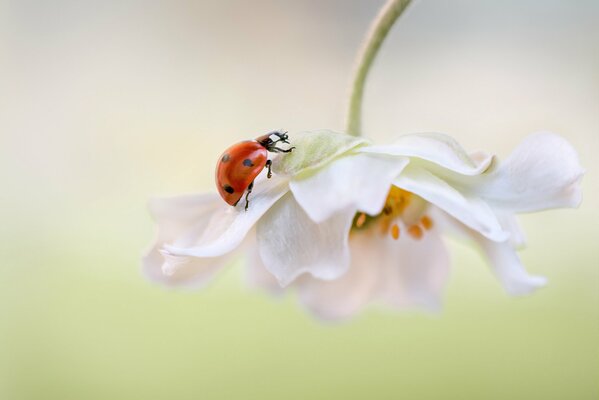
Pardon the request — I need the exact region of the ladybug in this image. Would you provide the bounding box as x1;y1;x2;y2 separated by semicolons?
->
216;130;294;210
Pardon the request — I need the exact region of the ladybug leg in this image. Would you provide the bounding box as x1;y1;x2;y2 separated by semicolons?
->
244;180;254;211
265;159;272;178
270;146;295;153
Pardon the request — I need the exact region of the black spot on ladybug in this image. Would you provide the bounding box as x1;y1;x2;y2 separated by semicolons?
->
221;154;231;163
243;159;254;167
223;184;234;194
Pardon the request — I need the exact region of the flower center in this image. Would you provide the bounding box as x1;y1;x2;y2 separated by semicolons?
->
352;186;433;240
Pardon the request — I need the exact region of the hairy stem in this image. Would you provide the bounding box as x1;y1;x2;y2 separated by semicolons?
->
346;0;412;137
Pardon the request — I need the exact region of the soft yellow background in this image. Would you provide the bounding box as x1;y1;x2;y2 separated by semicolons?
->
1;1;598;399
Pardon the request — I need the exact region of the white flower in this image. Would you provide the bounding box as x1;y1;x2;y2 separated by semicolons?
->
142;130;583;320
143;131;402;287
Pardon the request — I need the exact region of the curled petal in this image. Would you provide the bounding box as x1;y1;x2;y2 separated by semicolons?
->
142;193;228;287
360;132;494;176
165;175;289;258
474;235;547;295
257;194;354;287
144;248;229;288
290;153;409;223
496;212;527;249
395;166;509;242
432;208;546;295
473;132;584;212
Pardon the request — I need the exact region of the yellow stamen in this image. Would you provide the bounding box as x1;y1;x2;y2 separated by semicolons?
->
420;215;433;230
391;224;400;240
408;225;423;240
350;186;429;239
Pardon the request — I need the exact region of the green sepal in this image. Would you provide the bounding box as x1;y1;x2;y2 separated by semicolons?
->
272;130;370;177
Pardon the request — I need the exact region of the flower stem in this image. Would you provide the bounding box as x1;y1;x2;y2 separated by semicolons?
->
346;0;412;137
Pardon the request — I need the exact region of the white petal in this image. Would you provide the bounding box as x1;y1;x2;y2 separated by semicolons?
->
297;225;450;320
496;212;527;248
473;234;547;295
431;208;546;295
245;244;284;296
395;165;509;242
165;175;289;257
472;132;584;212
290;153;409;223
360;132;494;175
257;193;354;286
142;193;229;287
294;231;383;321
144;247;229;288
379;225;450;311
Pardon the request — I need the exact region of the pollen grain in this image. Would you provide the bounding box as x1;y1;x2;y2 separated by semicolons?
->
391;224;400;240
356;213;367;228
420;215;433;230
408;225;423;240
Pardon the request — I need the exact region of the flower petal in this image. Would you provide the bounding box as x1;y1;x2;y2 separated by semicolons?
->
472;132;584;212
142;193;228;287
257;193;354;286
296;225;450;320
359;132;494;175
245;244;284;296
380;225;450;311
165;175;289;257
473;234;547;295
430;208;546;295
144;248;229;288
290;153;409;223
496;212;527;248
294;231;383;321
394;165;509;242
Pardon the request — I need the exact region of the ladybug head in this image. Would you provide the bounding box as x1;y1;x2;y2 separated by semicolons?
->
256;130;290;151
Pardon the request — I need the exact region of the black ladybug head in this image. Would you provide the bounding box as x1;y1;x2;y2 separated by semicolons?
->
256;130;290;151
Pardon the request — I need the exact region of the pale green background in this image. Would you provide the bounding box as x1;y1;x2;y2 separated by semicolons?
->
1;1;598;399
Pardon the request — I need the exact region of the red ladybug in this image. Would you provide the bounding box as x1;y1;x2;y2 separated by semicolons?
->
216;130;294;210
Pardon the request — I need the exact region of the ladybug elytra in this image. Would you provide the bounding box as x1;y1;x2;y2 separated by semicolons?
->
215;130;294;210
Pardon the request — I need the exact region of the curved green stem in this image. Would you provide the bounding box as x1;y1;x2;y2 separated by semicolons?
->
346;0;412;137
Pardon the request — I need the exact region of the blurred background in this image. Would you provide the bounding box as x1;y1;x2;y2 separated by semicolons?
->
1;0;598;399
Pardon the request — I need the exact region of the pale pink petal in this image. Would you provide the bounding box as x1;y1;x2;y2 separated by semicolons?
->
296;225;449;320
295;232;382;320
379;225;450;311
